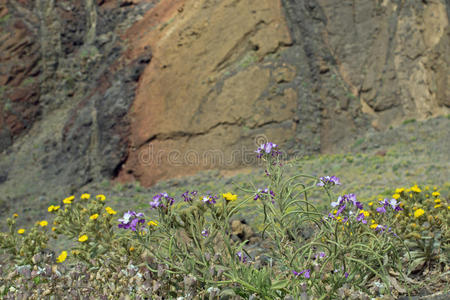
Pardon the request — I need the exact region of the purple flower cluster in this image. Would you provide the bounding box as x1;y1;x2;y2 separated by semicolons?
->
118;211;145;231
376;198;402;213
292;269;311;279
255;142;281;158
149;192;174;209
374;224;397;236
236;251;248;263
314;252;326;260
317;176;341;187
202;194;218;205
181;190;198;202
328;193;367;224
253;188;276;204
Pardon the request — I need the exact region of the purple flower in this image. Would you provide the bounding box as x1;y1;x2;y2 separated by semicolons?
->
182;190;197;202
236;251;247;263
336;204;346;216
118;211;145;231
255;142;280;158
149;195;161;209
202;194;218;205
376;206;386;214
315;252;326;259
254;188;275;202
317;176;341;187
376;198;402;213
150;192;174;209
356;213;367;224
344;272;349;279
201;230;209;237
292;269;311;279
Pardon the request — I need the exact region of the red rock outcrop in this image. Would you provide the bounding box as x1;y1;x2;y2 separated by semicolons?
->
118;0;297;185
0;0;448;197
0;4;41;150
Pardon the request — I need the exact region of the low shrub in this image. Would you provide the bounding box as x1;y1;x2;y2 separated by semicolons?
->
0;142;448;299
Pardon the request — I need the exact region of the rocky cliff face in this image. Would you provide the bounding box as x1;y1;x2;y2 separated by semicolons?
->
0;0;448;201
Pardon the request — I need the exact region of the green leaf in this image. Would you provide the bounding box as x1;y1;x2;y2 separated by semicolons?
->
219;288;236;297
271;279;289;290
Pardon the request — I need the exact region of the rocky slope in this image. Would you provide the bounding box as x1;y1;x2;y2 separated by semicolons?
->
0;0;448;206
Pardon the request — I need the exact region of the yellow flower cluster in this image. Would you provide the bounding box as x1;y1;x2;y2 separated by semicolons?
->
222;192;238;201
359;210;370;217
48;205;60;212
105;207;116;215
411;184;421;193
78;234;88;242
56;251;68;263
96;194;106;201
148;220;158;226
63;195;75;204
414;208;425;218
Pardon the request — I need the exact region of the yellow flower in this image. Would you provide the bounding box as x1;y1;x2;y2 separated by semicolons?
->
52;227;56;232
56;251;68;263
359;210;370;217
432;192;440;197
411;185;421;193
17;229;25;234
370;224;378;229
148;220;158;226
433;186;437;191
105;207;116;215
414;208;425;218
39;220;48;227
129;246;135;252
63;195;75;204
368;202;373;206
371;220;375;224
425;186;429;191
81;193;90;200
395;188;405;194
392;194;400;200
222;192;238;201
78;235;88;242
90;214;99;220
47;205;60;212
447;206;450;210
434;199;441;203
96;194;106;201
434;204;441;208
13;213;18;218
409;194;413;198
